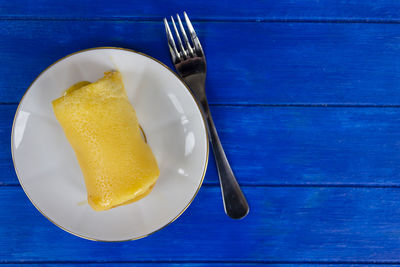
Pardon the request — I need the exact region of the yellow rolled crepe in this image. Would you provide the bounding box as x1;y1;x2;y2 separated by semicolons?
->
52;71;160;211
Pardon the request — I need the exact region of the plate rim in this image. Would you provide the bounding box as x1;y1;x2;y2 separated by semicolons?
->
10;47;209;242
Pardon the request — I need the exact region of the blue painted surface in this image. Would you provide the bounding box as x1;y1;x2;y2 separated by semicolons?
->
2;21;400;105
1;0;400;22
2;0;400;265
4;186;400;262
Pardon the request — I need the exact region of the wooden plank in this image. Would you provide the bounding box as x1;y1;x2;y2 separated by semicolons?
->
3;186;400;262
4;105;400;186
1;0;400;21
2;21;400;105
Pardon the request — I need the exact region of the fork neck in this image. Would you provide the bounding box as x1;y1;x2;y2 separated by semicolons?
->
184;76;209;115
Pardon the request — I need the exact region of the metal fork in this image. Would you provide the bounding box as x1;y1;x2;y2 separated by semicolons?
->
164;12;249;219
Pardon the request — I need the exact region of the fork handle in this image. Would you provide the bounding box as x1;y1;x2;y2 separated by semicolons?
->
203;104;249;219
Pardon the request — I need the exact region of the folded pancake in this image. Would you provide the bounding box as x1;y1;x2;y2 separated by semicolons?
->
52;71;160;211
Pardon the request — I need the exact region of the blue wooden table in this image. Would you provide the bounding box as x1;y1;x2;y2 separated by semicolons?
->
2;0;400;265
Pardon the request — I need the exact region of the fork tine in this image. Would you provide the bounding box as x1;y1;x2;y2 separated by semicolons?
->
170;16;187;58
183;11;203;55
176;14;194;57
163;18;181;62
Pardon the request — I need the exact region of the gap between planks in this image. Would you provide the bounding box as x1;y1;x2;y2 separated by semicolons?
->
1;260;400;264
5;183;400;189
0;17;400;24
6;103;400;108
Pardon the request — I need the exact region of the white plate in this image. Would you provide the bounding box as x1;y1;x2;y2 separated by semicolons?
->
11;47;208;241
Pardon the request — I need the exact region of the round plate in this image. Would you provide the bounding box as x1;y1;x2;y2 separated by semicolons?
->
11;47;208;241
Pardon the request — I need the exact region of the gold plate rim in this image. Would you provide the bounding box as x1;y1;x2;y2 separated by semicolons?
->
10;47;210;242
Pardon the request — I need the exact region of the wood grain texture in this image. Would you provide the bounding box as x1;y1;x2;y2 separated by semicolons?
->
5;105;400;186
1;21;400;105
3;186;400;263
2;1;400;264
1;0;400;21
